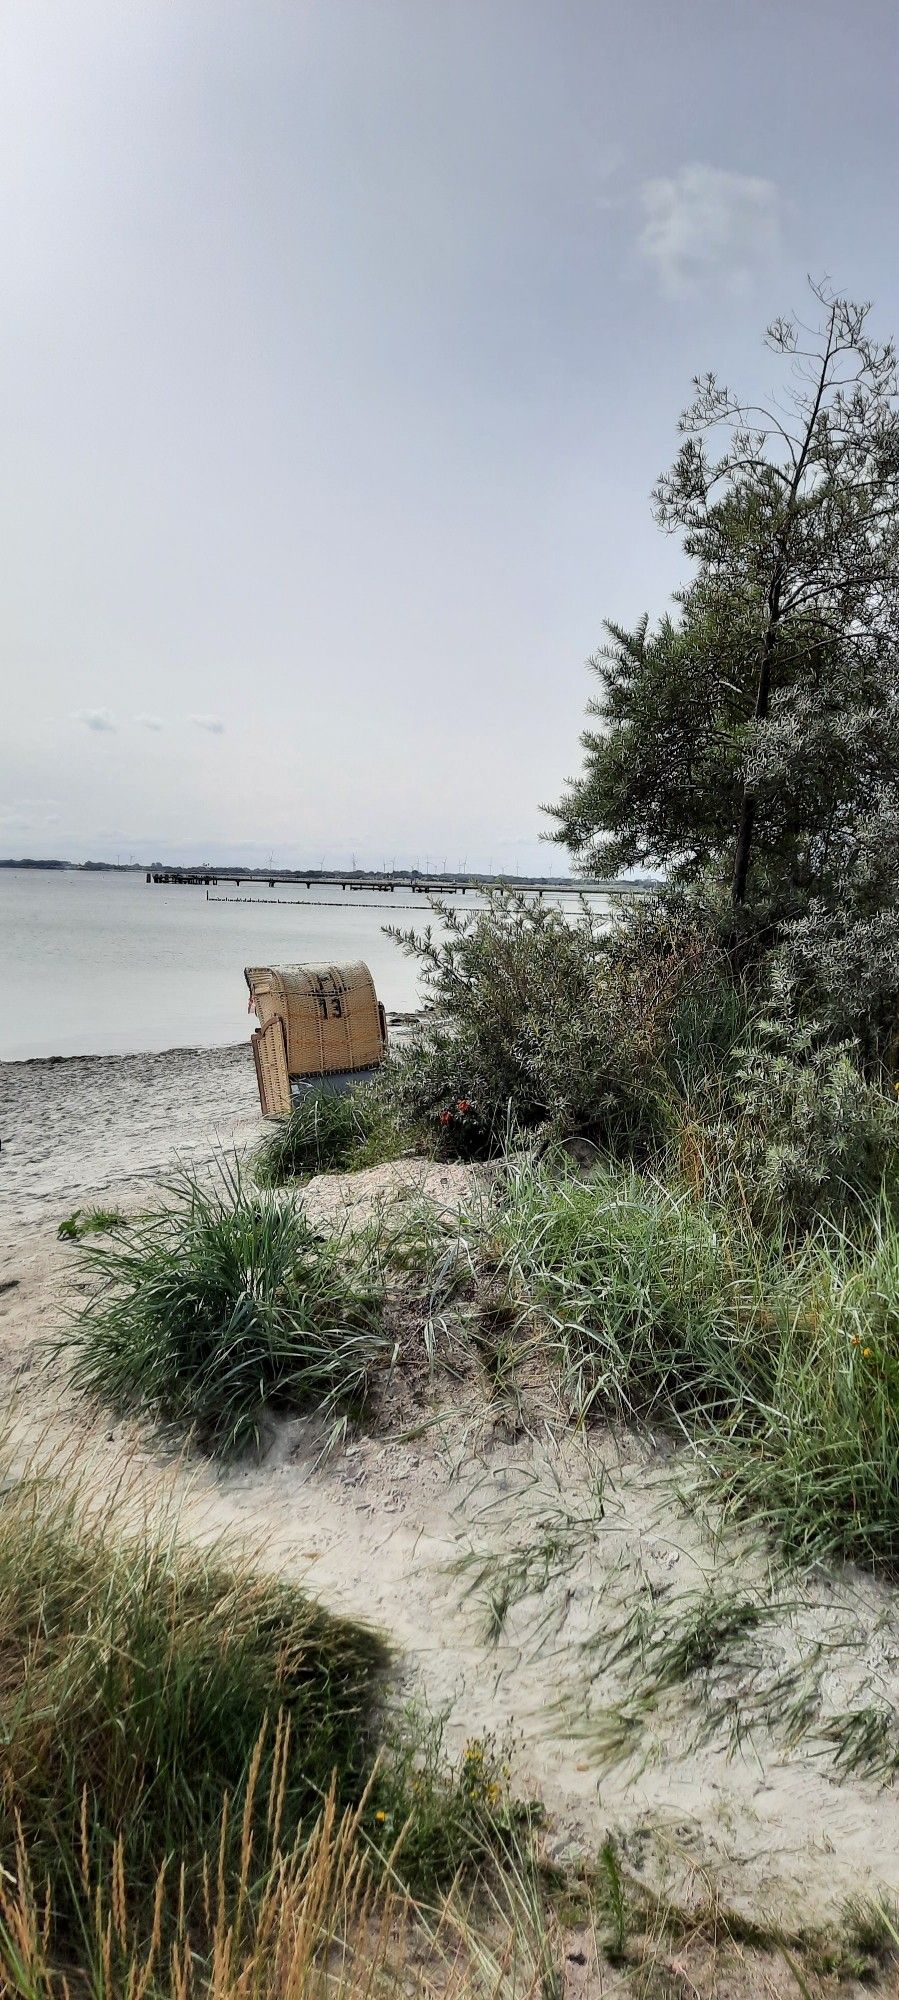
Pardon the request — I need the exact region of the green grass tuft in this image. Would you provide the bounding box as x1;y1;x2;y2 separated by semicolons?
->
61;1158;386;1455
0;1474;389;1931
58;1206;129;1241
489;1156;899;1575
0;1468;529;1977
254;1085;406;1185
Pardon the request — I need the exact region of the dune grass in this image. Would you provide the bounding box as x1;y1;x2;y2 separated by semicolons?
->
489;1156;899;1575
62;1160;386;1455
0;1467;534;1990
254;1086;406;1186
0;1475;388;1930
57;1206;129;1241
0;1777;556;2000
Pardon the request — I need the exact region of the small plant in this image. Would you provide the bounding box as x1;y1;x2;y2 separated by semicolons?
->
641;1589;765;1689
597;1835;630;1963
821;1706;899;1781
62;1158;385;1454
58;1206;128;1241
255;1084;405;1184
831;1896;899;1980
371;1715;532;1892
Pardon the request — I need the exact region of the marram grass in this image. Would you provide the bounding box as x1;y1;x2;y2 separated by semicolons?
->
489;1155;899;1575
62;1158;385;1455
0;1468;542;1993
254;1085;406;1186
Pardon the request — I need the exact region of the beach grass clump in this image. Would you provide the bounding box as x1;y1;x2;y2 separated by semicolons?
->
0;1474;533;1988
254;1084;406;1185
0;1774;552;2000
490;1158;899;1573
0;1476;389;1929
490;1156;772;1426
63;1159;385;1454
713;1206;899;1572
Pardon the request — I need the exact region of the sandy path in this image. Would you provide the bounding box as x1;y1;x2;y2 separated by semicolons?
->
3;1053;899;1942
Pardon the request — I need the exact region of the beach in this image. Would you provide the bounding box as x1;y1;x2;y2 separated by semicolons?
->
0;1042;262;1229
5;1037;899;1946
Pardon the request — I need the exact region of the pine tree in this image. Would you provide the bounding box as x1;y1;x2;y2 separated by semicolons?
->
551;285;899;944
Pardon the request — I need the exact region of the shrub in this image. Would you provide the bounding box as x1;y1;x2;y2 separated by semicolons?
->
729;1017;899;1227
63;1160;385;1454
769;891;899;1066
255;1084;406;1185
385;890;747;1159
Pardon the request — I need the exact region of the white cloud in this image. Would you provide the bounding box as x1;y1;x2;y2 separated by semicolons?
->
72;707;116;732
189;713;225;734
638;163;781;296
134;713;164;731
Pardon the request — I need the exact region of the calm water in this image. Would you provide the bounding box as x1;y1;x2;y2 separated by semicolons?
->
0;869;447;1060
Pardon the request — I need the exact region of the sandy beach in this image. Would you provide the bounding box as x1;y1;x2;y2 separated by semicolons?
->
0;1042;262;1230
4;1041;899;1951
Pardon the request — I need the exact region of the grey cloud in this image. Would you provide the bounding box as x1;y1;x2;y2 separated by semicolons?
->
638;163;781;296
72;708;116;732
135;713;164;731
189;714;225;734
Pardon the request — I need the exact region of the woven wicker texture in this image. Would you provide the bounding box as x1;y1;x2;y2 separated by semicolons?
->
251;1015;292;1117
245;961;386;1080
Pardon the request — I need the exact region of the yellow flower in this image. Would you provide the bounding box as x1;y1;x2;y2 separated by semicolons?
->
375;1810;387;1823
863;1347;873;1357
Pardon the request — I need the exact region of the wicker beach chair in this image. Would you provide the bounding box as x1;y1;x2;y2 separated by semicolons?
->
245;961;387;1117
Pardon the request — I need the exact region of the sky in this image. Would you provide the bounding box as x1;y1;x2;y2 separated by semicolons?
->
2;0;898;871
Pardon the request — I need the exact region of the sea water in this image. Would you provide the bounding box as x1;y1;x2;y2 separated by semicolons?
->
0;868;447;1059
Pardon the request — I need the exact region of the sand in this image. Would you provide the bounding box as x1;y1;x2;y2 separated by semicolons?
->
3;1042;899;1957
0;1043;262;1227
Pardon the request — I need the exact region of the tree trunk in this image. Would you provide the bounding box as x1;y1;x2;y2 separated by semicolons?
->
730;307;836;907
730;613;778;904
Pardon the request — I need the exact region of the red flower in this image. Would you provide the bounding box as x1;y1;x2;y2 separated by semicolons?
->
457;1098;472;1114
439;1109;452;1126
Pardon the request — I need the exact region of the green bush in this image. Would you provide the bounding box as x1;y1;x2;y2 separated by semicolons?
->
64;1160;385;1454
490;1158;899;1574
729;1017;899;1226
255;1084;405;1185
386;890;746;1159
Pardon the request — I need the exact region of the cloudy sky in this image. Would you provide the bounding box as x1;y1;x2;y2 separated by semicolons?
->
2;0;897;869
